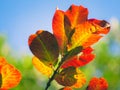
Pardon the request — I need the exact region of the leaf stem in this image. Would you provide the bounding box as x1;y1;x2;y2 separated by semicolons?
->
45;57;64;90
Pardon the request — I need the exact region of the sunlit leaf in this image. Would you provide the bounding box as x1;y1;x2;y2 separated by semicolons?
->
52;4;110;51
0;57;7;68
0;57;21;89
52;10;67;52
62;47;95;68
65;4;88;29
1;64;21;89
32;56;53;77
68;19;110;50
87;77;108;90
52;5;88;52
28;30;59;67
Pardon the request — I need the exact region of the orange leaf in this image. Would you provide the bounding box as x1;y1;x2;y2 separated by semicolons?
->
1;65;21;89
52;5;110;51
65;4;88;29
0;57;21;89
52;10;67;52
0;57;7;68
62;47;95;68
52;5;88;52
68;19;110;50
87;77;108;90
32;57;53;77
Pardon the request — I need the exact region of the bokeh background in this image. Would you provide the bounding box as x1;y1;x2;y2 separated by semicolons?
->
0;0;120;90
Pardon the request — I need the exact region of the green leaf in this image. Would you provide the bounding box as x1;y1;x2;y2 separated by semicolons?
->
0;73;2;88
28;30;59;66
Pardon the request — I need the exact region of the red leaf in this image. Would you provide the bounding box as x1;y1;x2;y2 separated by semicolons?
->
87;77;108;90
62;47;95;68
52;10;67;52
65;4;88;28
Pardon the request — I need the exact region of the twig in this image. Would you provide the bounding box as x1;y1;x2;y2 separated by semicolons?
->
45;58;64;90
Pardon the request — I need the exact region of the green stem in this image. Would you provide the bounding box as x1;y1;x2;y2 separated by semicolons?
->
45;57;65;90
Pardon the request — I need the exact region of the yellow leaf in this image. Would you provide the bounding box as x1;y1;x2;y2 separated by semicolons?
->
32;57;53;77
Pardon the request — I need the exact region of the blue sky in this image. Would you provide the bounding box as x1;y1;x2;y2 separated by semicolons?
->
0;0;120;54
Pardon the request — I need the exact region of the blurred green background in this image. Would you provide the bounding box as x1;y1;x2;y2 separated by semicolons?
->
0;18;120;90
0;0;120;90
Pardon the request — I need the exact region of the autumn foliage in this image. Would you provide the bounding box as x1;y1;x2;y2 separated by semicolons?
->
87;77;108;90
0;57;21;90
28;4;110;90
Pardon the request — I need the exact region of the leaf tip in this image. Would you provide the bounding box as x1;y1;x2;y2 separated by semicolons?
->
36;30;43;35
28;34;37;45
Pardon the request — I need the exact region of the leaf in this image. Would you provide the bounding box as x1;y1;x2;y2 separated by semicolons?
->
0;57;7;67
71;68;86;88
28;30;59;67
65;4;88;29
62;47;95;68
1;64;21;89
55;67;86;89
68;19;110;50
0;57;21;89
52;10;67;52
55;67;77;86
52;5;88;52
52;5;110;51
87;77;108;90
32;56;53;77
